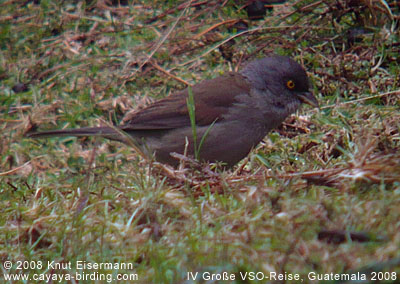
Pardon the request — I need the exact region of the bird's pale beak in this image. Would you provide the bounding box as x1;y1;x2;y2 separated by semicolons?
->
297;91;319;108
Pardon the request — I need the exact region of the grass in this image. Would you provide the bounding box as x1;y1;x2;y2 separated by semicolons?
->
1;0;400;283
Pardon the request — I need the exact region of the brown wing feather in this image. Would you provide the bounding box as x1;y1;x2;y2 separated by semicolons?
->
121;72;250;130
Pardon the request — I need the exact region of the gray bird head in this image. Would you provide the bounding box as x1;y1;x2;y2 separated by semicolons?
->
240;55;318;114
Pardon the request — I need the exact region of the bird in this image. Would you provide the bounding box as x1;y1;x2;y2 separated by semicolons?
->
26;55;318;167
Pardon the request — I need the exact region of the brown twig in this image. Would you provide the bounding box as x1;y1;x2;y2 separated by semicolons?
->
123;0;193;85
320;89;400;110
150;61;191;86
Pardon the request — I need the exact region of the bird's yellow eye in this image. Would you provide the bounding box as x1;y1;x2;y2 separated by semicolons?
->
286;80;295;90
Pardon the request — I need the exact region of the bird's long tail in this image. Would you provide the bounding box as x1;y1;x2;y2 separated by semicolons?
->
25;127;124;142
26;127;150;160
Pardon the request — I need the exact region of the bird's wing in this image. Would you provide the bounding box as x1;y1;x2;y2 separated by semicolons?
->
121;72;251;130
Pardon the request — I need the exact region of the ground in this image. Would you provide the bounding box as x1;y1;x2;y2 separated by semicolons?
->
1;0;399;283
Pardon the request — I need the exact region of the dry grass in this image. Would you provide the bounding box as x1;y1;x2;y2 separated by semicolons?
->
1;0;399;283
